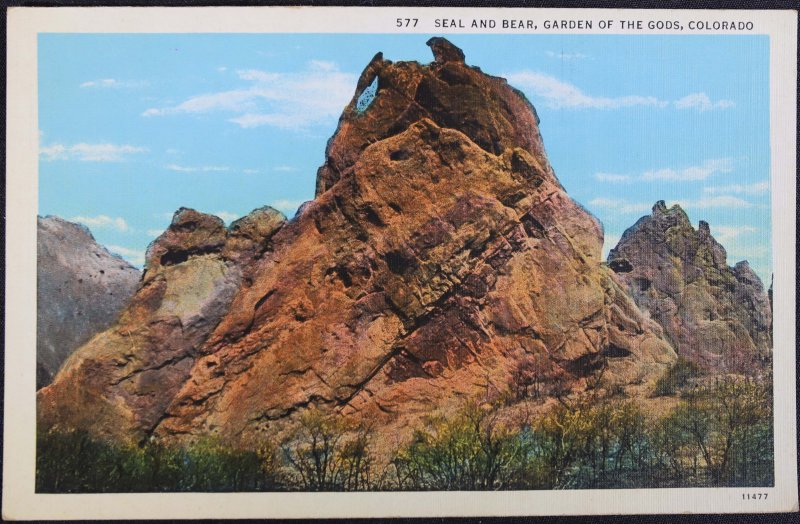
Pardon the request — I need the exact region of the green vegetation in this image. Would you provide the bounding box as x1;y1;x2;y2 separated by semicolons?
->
36;431;280;492
281;407;380;490
37;377;773;492
653;357;703;397
391;404;533;490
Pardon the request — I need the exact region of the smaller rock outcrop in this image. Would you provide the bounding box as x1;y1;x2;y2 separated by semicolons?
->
37;207;286;443
37;216;141;389
607;201;772;372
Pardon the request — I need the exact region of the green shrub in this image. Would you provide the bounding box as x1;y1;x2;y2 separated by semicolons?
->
36;429;281;492
653;357;702;397
36;376;774;492
392;403;536;490
280;407;379;491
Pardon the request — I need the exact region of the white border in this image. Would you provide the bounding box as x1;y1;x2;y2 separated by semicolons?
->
4;7;798;519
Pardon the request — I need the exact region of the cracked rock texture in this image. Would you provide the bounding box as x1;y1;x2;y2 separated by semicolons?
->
37;216;141;389
38;39;676;451
607;201;772;372
38;207;285;443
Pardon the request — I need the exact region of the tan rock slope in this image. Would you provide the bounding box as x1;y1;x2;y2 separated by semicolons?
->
607;201;772;372
38;38;676;449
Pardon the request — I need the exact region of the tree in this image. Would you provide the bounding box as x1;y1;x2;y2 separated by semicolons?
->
392;402;532;490
281;408;377;491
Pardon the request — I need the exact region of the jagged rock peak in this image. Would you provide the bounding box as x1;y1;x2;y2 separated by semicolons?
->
146;208;227;271
608;202;772;371
426;37;466;63
315;37;553;196
651;200;691;225
146;207;287;272
227;206;285;236
733;260;764;292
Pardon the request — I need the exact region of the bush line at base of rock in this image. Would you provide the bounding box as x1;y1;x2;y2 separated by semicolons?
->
36;377;773;492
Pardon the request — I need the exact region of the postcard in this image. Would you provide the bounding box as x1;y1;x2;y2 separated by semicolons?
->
4;6;798;519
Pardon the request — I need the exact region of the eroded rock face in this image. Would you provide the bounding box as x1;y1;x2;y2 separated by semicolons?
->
38;207;285;443
38;39;676;451
607;201;772;372
37;216;141;389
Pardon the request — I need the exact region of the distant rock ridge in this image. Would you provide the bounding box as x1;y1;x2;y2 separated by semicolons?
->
607;201;772;372
37;216;141;389
39;38;677;453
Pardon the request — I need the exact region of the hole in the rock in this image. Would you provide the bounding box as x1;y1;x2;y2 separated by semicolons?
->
390;149;410;161
160;250;189;266
363;207;385;227
609;258;633;273
384;250;414;275
602;344;632;358
356;77;378;114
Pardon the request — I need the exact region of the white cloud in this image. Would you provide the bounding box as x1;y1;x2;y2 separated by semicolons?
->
641;158;734;182
711;225;758;244
214;211;239;223
166;164;230;173
143;90;257;116
730;244;771;259
40;142;147;162
243;168;260;174
673;195;752;209
107;245;146;267
722;241;771;264
273;165;297;172
505;71;666;110
594;172;631;183
589;195;751;215
308;60;338;71
588;198;652;214
70;215;131;233
704;181;769;195
80;78;147;89
143;61;357;131
674;92;734;112
229;113;304;129
217;67;228;73
546;51;588;60
506;71;734;113
146;228;164;237
270;199;305;214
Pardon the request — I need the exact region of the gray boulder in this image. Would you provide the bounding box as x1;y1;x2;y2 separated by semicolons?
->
37;216;141;388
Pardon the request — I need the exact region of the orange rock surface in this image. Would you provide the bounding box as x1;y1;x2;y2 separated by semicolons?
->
38;38;676;451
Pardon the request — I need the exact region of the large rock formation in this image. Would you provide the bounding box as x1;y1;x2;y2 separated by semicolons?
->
37;216;141;389
38;38;676;451
607;201;772;372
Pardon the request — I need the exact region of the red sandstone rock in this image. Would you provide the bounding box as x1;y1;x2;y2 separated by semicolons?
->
38;39;676;452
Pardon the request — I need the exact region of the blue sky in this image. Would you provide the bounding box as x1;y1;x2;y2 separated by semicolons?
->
38;33;771;283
